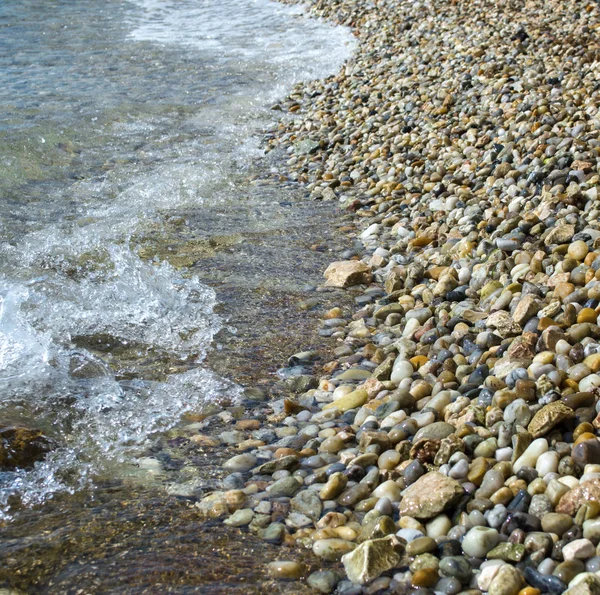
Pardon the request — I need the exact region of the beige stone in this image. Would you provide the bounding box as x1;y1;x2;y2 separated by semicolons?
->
486;310;522;338
341;535;405;585
512;294;543;326
528;401;575;439
324;260;372;288
399;471;463;519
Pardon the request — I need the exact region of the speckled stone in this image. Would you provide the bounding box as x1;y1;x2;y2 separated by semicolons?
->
527;402;575;439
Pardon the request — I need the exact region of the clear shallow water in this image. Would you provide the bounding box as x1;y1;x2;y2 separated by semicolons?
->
0;0;353;517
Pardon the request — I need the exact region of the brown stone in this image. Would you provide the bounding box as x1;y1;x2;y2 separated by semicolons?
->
409;438;441;464
539;326;567;351
528;401;575;438
486;310;522;338
324;260;372;288
507;333;537;360
513;295;543;326
360;430;391;452
545;224;575;246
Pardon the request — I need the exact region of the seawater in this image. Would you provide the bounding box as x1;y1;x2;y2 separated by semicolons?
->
0;0;353;518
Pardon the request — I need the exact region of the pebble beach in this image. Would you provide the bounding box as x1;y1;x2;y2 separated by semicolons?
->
193;0;600;593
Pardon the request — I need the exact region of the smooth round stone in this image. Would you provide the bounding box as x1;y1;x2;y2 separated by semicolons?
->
580;374;600;392
569;240;590;261
338;483;371;506
375;497;393;516
373;479;401;501
291;489;323;520
223;453;257;472
438;556;472;582
404;459;426;484
538;558;558;575
474;438;497;458
524;567;567;595
267;560;305;579
426;515;452;539
583;518;600;543
412;410;436;428
568;364;593;382
504;399;532;426
412;568;439;588
269;477;301;497
572;439;600;466
513;438;549;473
468;510;486;527
487;505;508;529
578;308;598;324
542;513;573;536
414;421;455;441
488;564;524;595
391;359;414;384
304;455;326;468
478;469;504;499
320;473;348;500
434;576;462;595
496;447;513;461
378;450;401;470
407;536;437;556
536;451;560;476
553;559;585;584
307;570;340;594
586;556;600;573
461;526;500;558
312;538;355;560
320;436;344;453
449;458;469;479
224;508;254;527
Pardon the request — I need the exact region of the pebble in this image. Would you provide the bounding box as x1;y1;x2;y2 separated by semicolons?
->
195;0;600;592
267;560;305;579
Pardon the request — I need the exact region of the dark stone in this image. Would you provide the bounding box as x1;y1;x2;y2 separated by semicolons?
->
507;489;532;513
438;555;472;583
436;539;463;558
403;459;425;485
524;567;567;595
501;512;541;534
516;466;538;483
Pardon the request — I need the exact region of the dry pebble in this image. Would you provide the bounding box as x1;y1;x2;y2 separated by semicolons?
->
191;0;600;590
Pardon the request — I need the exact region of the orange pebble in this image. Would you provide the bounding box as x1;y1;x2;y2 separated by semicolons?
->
410;355;428;367
518;588;541;595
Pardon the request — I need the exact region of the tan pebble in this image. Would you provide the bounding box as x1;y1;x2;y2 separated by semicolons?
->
267;561;305;579
323;307;343;320
584;353;600;372
190;434;220;446
569;240;589;261
528;478;548;496
333;526;357;540
490;486;515;505
275;448;298;458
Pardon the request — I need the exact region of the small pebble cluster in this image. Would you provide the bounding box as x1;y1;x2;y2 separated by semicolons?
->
194;0;600;593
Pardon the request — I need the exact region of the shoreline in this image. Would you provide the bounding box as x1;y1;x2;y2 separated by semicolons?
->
198;0;600;593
